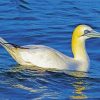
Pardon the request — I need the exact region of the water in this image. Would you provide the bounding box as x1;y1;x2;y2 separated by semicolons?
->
0;0;100;100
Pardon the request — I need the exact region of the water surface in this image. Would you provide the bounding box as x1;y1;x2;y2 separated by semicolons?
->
0;0;100;99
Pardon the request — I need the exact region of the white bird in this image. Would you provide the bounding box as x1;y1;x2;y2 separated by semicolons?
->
0;25;100;72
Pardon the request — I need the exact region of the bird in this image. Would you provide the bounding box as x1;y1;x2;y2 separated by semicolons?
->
0;25;100;72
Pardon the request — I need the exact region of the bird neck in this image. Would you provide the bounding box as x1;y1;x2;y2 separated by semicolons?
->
72;37;89;62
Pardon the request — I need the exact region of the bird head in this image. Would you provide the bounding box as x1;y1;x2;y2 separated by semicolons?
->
72;25;100;40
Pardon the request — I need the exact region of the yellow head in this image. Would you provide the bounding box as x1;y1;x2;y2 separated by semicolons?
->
72;25;100;59
72;25;100;40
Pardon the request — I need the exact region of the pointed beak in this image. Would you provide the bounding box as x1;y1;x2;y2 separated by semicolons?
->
86;30;100;38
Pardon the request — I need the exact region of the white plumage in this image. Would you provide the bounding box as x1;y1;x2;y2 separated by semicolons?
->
19;45;76;70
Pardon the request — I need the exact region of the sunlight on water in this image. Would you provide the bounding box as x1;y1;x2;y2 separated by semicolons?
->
71;79;87;99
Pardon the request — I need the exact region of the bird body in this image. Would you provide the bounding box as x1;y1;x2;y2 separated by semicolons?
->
0;25;100;72
19;45;77;69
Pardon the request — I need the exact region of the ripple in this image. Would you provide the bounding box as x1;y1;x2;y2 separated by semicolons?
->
0;16;38;21
19;4;31;10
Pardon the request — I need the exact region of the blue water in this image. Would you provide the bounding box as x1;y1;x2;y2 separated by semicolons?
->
0;0;100;100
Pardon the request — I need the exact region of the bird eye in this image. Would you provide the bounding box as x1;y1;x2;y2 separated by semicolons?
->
84;30;91;34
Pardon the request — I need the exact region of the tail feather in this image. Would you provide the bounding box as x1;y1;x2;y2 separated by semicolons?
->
0;37;13;49
0;37;28;49
0;37;8;44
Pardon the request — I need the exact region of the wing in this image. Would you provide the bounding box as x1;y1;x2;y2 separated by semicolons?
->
18;45;76;70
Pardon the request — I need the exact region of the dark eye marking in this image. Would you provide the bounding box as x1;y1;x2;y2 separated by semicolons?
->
84;30;91;34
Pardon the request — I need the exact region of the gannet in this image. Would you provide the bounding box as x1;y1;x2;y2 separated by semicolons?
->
0;25;100;72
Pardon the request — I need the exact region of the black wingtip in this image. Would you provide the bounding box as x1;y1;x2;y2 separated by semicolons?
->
4;43;29;49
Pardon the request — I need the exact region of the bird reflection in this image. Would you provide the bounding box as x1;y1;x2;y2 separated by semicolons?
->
68;71;88;100
8;64;89;100
9;64;46;73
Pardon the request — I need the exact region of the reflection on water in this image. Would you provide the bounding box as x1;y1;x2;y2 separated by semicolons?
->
0;64;100;99
71;78;87;99
1;64;88;99
65;70;88;99
13;84;42;93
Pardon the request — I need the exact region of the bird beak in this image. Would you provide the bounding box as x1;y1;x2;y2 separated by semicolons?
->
86;30;100;38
